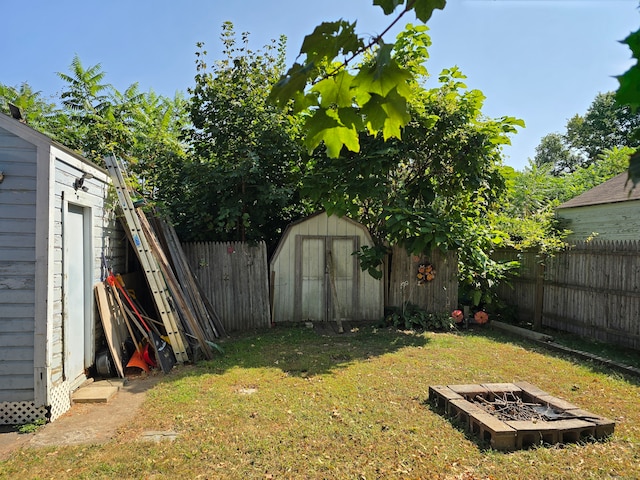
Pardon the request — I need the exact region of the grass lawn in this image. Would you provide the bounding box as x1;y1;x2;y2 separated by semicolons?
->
2;324;639;479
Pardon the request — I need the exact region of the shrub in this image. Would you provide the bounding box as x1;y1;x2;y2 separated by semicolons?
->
384;303;455;331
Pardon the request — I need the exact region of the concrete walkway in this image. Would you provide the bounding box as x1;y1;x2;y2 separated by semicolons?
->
0;373;164;460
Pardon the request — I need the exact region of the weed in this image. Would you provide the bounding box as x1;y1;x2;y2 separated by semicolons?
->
17;418;46;434
384;303;456;331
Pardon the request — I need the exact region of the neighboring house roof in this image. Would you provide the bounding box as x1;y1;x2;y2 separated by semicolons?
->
557;173;640;209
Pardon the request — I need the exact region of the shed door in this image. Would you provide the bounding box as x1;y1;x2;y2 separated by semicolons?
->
299;237;326;321
328;237;359;320
65;204;91;385
295;236;359;322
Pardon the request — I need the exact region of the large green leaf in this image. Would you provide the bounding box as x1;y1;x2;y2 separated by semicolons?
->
312;71;355;108
269;62;316;110
360;89;411;140
304;108;360;157
616;28;640;112
616;64;640;113
628;149;640;186
373;0;446;21
413;0;447;22
373;0;405;15
300;20;363;63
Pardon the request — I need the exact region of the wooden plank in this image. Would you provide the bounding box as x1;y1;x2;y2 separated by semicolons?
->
506;419;594;431
94;282;127;378
326;250;344;333
138;214;214;359
104;155;189;363
157;218;225;338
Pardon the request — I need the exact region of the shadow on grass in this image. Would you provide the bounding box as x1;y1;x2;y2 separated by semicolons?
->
171;320;431;380
466;326;640;387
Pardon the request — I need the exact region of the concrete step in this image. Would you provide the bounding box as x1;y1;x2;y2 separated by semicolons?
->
72;378;126;404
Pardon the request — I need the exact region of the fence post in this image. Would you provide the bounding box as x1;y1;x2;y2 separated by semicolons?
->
533;254;546;331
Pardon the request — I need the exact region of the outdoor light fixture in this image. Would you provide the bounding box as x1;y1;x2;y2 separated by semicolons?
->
0;171;4;184
8;103;24;122
73;172;94;192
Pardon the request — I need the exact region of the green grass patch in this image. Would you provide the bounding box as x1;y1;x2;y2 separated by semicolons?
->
2;324;639;479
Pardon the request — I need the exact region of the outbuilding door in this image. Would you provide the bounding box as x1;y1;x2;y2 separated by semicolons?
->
64;203;92;387
294;235;360;322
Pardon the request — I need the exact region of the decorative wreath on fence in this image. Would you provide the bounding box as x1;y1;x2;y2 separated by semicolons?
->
417;263;435;285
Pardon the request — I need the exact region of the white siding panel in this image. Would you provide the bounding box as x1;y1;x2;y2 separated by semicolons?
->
0;304;34;318
0;374;34;391
558;201;640;242
0;124;38;403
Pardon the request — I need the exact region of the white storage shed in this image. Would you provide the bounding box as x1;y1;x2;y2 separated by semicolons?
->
270;212;383;324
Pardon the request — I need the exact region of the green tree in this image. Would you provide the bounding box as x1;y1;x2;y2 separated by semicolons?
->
126;90;190;202
563;146;634;200
301;26;523;305
565;92;640;164
54;55;138;163
533;132;580;174
180;22;309;247
495;147;631;253
270;0;446;157
0;82;58;133
494;162;569;252
533;92;639;175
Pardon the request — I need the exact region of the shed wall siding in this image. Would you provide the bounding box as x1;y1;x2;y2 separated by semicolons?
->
0;126;38;402
271;213;383;323
557;201;640;242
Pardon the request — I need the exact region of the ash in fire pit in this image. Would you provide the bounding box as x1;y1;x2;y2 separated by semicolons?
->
428;382;615;451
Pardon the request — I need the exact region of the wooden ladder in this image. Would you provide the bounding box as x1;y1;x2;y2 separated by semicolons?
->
104;154;189;363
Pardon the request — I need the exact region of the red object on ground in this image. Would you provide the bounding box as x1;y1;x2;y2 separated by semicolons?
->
452;309;464;323
474;311;489;324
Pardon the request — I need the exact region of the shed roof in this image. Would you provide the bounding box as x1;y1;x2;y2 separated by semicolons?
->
0;112;107;174
557;173;640;209
270;211;373;266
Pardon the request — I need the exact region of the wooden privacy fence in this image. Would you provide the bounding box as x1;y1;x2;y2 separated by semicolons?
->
494;241;640;351
183;241;271;332
385;245;458;314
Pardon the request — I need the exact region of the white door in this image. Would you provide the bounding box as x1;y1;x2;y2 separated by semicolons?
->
328;237;358;320
296;236;359;322
300;237;326;321
65;203;88;383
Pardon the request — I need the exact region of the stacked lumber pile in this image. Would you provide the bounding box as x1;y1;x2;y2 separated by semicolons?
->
95;155;225;376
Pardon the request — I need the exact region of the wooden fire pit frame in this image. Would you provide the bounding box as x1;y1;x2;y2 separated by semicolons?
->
428;381;615;451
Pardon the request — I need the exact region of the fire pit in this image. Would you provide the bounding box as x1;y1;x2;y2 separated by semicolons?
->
428;382;615;451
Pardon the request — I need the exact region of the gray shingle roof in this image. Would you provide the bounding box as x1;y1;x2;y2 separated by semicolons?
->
557;173;640;209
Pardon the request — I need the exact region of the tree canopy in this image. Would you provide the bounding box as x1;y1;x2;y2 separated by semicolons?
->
175;22;310;248
534;92;640;175
269;0;446;157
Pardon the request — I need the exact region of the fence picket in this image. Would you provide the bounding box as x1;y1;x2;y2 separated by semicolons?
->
183;241;271;333
495;241;640;350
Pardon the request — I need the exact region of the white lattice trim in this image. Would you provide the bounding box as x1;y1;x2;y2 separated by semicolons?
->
0;401;49;425
49;382;72;422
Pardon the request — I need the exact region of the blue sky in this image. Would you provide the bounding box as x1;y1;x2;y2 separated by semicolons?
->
2;0;638;170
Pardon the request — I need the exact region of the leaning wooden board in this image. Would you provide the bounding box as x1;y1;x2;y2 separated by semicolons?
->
94;282;130;378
